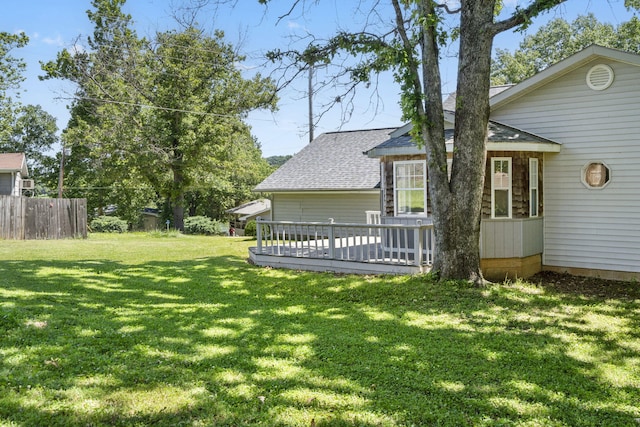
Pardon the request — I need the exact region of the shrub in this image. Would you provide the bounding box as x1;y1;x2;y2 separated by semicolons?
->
90;216;128;233
184;216;226;236
244;220;269;237
244;220;257;237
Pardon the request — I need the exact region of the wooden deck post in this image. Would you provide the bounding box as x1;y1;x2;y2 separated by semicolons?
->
256;216;263;253
415;220;423;265
327;218;335;259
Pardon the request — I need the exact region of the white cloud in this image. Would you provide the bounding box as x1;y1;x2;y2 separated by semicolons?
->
42;35;64;46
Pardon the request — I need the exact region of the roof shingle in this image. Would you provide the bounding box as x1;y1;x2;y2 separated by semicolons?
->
0;153;28;175
254;128;396;192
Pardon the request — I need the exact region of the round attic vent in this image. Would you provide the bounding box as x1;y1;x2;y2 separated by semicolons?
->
586;64;614;91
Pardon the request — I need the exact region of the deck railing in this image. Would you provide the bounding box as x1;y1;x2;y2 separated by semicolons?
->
255;217;435;266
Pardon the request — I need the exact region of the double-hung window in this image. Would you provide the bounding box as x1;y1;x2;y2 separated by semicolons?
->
491;157;512;219
394;160;427;215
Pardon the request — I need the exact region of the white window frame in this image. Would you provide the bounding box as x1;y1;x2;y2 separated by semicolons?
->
393;160;427;216
581;161;611;190
529;158;539;218
491;157;512;219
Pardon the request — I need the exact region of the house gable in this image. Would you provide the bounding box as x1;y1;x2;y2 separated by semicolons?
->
0;153;29;196
490;45;640;275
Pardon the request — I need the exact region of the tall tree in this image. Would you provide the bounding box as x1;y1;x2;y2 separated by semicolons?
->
492;14;640;84
0;32;28;144
43;0;277;229
2;104;59;182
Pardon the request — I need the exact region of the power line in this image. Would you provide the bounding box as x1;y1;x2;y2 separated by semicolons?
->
59;95;258;120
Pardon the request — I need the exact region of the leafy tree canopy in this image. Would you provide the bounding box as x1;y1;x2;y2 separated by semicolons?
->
42;0;278;228
1;104;59;182
492;13;640;84
266;155;292;168
0;32;29;144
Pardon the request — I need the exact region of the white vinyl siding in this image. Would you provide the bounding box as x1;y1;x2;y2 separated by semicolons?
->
491;158;511;219
271;192;380;224
492;59;640;273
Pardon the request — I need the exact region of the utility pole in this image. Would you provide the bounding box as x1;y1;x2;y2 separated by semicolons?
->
308;62;314;143
57;146;65;198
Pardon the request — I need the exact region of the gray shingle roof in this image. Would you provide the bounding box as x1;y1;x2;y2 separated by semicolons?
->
366;121;560;157
442;85;513;112
254;128;396;192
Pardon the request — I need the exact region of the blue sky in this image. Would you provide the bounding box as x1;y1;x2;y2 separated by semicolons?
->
1;0;636;157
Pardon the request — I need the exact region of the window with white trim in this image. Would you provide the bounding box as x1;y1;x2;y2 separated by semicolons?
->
582;162;611;189
491;157;512;219
529;158;539;218
394;160;427;215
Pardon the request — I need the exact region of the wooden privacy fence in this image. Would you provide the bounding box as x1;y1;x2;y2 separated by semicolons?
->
0;196;87;240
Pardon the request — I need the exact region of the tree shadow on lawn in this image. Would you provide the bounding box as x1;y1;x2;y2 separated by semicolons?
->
0;257;638;426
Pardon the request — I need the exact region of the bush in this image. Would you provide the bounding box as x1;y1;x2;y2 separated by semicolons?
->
244;220;257;237
90;216;129;233
184;216;226;236
244;220;269;237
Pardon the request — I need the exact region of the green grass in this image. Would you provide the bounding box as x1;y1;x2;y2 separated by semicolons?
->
0;233;639;426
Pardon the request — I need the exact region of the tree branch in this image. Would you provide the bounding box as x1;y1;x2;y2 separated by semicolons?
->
435;2;461;14
492;0;568;35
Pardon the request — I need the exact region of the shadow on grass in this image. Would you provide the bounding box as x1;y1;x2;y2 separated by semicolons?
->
0;254;639;426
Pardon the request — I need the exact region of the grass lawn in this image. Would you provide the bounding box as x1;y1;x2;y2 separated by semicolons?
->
0;233;639;426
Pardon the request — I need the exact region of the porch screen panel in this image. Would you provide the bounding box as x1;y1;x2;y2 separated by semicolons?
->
492;157;512;219
394;160;426;215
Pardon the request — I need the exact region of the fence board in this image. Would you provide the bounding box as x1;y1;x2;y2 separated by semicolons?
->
0;196;87;240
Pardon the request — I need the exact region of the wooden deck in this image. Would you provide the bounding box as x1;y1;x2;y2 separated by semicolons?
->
249;218;434;275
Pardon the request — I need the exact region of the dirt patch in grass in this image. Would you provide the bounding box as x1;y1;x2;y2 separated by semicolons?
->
530;271;640;300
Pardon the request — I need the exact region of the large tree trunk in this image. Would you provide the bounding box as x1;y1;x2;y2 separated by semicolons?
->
426;0;495;284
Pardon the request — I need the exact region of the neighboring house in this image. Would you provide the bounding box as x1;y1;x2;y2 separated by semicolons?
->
367;44;640;281
254;128;397;224
0;153;29;196
226;199;271;235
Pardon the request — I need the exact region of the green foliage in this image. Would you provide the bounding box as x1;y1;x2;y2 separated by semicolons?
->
265;154;292;168
492;14;640;84
0;234;638;425
1;104;58;186
183;216;227;236
243;219;257;236
90;215;128;233
243;219;269;237
42;0;278;230
0;31;28;94
0;31;29;144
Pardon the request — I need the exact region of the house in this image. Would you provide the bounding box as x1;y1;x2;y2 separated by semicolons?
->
0;153;30;196
368;44;640;281
226;198;271;236
251;45;640;281
254;128;397;224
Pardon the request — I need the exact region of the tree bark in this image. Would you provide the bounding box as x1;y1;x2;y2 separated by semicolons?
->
427;0;495;284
